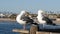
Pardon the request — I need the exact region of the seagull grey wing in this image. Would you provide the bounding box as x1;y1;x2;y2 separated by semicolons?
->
42;17;56;25
22;16;34;23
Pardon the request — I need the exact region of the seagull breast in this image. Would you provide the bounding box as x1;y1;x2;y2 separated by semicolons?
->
37;10;46;24
16;11;27;25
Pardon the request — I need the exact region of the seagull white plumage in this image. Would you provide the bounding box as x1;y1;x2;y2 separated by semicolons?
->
37;10;46;24
16;11;28;29
37;10;56;26
16;11;27;24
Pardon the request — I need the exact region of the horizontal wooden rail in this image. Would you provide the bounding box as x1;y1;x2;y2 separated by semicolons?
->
12;29;51;34
12;29;29;34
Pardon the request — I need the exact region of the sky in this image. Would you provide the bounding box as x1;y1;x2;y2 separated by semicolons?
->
0;0;60;14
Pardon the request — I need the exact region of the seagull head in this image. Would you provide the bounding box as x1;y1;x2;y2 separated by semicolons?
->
38;10;44;15
20;11;27;15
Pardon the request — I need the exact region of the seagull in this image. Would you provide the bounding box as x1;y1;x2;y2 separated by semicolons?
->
37;10;56;26
37;10;46;24
16;11;34;29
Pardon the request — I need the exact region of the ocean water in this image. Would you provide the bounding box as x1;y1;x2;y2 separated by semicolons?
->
1;21;60;34
0;21;31;34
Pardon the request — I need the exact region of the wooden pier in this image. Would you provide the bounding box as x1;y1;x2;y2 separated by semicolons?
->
12;29;50;34
13;29;29;34
12;25;60;34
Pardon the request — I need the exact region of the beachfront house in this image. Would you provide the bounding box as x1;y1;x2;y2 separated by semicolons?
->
0;13;6;18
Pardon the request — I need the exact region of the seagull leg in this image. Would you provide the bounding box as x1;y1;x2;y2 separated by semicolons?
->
23;24;26;30
43;24;44;28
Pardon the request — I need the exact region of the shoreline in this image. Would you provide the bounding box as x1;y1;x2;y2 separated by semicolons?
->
0;18;60;24
0;18;16;21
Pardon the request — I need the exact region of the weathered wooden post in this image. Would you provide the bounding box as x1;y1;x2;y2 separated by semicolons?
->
29;24;38;34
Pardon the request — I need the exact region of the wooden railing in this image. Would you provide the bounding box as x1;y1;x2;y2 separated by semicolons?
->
12;29;51;34
12;25;60;34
